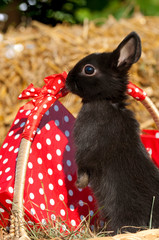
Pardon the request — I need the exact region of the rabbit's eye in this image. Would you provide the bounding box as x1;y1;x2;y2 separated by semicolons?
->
83;65;96;75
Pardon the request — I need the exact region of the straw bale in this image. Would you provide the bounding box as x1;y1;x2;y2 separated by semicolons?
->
0;15;159;146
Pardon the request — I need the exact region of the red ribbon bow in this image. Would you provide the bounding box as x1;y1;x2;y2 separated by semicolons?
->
19;72;68;141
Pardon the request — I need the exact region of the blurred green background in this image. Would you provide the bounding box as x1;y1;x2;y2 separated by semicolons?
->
0;0;159;31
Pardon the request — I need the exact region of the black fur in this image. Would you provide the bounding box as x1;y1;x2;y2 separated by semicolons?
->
66;32;159;234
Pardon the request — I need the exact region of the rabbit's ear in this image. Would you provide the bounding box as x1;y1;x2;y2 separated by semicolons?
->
112;32;141;69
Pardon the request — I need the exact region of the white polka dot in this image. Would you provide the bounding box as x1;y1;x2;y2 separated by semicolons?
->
26;91;30;96
7;176;12;181
26;110;31;116
55;120;60;126
37;128;41;134
28;177;34;184
28;162;33;169
62;225;66;231
65;130;70;137
9;130;14;136
31;208;36;215
91;225;95;231
58;179;63;186
45;123;50;130
70;204;75;211
40;203;45;210
8;187;13;194
69;189;73;197
71;220;76;226
14;134;20;139
29;193;34;200
20;109;24;113
48;168;53;175
90;210;94;216
27;125;30;129
49;184;54;190
0;155;2;159
37;157;42;164
6;199;12;204
58;79;62;84
33;115;38;120
60;209;65;216
48;89;52;93
59;194;64;201
3;143;8;149
55;134;60;141
41;219;47;225
47;153;52;160
0;208;5;213
79;200;84;207
3;158;8;164
37;142;42;149
147;148;152;155
5;167;10;173
88;195;93;202
43;104;47;109
50;199;55;206
30;148;32;154
39;188;44;195
54;105;59;112
66;160;71;167
53;86;56;90
14;148;19;153
47;96;52;101
67;175;72;181
66;145;70;152
38;173;43;180
46;138;51;145
56;149;61;156
135;88;139;92
30;88;35;92
20;122;25;128
156;132;159;138
64;115;69;122
19;94;22;98
51;214;56;220
9;146;14;152
0;171;2;176
14;119;20;125
57;164;62;171
127;88;132;93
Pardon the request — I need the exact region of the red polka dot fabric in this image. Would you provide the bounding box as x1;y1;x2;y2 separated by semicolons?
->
141;130;159;168
0;101;98;229
18;72;68;141
0;76;159;231
127;82;147;101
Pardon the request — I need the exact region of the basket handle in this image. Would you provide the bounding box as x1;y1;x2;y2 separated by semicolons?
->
127;82;159;130
8;79;159;239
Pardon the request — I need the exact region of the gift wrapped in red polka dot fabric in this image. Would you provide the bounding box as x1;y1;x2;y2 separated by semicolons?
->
0;73;98;230
0;73;159;231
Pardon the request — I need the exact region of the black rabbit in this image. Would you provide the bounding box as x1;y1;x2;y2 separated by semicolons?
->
66;32;159;234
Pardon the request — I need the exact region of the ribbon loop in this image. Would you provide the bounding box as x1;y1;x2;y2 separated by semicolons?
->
18;72;68;142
